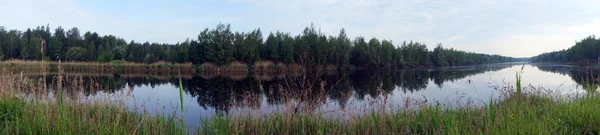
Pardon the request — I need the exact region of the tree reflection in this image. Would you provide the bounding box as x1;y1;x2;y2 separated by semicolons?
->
23;63;516;114
533;64;600;92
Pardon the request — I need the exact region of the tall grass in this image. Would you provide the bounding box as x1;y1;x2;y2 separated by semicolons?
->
197;92;600;134
0;66;186;134
178;71;185;135
0;60;195;75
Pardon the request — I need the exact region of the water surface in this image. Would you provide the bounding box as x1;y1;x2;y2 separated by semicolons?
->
18;62;600;127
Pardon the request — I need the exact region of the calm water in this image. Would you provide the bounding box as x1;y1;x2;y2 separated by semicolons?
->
23;62;600;127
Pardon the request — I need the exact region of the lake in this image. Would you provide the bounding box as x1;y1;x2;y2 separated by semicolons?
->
14;62;600;127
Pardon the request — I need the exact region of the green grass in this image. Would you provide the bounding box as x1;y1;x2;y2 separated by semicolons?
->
0;97;186;135
0;65;187;135
197;94;600;134
178;72;186;135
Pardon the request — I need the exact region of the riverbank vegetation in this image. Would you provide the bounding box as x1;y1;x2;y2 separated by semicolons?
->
0;60;194;74
201;94;600;134
0;24;515;69
198;72;600;134
532;36;600;66
0;69;187;134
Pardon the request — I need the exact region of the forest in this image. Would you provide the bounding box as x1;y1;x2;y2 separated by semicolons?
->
0;24;516;69
531;36;600;65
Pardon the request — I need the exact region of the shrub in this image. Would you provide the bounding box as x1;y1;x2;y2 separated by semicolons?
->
98;53;114;63
111;60;123;69
66;47;87;61
143;54;158;64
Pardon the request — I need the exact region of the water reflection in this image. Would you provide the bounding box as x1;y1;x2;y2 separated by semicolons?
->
25;63;517;111
15;62;600;127
532;64;600;92
533;64;599;83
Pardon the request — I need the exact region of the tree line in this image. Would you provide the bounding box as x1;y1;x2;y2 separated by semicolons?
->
0;24;516;69
531;36;600;65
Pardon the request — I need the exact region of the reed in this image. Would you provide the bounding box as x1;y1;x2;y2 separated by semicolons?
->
0;68;186;134
0;60;195;75
178;71;185;135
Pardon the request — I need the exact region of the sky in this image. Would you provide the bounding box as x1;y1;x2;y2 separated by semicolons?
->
1;0;599;57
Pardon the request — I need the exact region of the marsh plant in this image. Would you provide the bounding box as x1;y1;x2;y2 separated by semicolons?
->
0;63;187;134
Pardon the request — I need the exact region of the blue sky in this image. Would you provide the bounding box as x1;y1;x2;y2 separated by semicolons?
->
1;0;599;57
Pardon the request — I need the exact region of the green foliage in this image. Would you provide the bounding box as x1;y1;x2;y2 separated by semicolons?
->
0;42;3;61
0;24;516;68
0;98;22;122
350;37;369;68
178;72;186;133
333;29;351;65
20;29;42;60
1;30;21;59
516;72;522;96
111;60;123;69
48;27;65;60
197;94;600;134
401;41;432;67
143;53;158;64
367;38;381;68
98;52;114;63
432;44;448;66
264;33;280;61
66;47;87;61
533;35;600;65
381;40;394;67
0;98;186;134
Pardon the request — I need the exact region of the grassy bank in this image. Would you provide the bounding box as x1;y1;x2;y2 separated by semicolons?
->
0;97;185;134
0;68;187;134
198;94;600;134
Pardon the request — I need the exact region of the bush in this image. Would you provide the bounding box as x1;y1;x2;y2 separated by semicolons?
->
98;53;114;63
111;60;123;69
66;47;87;61
143;54;158;64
